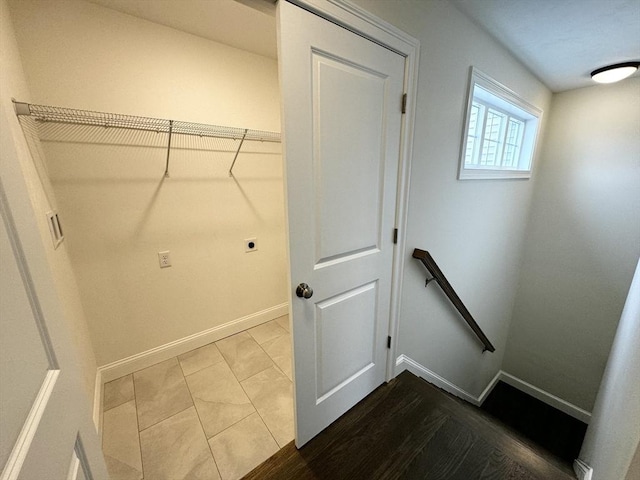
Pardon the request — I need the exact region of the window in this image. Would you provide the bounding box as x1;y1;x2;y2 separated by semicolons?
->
459;68;542;180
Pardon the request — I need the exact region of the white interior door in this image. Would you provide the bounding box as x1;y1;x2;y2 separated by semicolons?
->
0;103;107;479
278;1;405;446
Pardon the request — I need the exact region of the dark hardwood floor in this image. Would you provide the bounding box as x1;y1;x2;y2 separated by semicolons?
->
243;371;576;480
481;381;587;464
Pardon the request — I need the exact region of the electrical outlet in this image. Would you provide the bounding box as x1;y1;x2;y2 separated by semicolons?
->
245;238;258;253
158;251;171;268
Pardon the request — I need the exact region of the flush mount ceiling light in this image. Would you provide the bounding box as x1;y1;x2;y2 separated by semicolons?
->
591;62;640;84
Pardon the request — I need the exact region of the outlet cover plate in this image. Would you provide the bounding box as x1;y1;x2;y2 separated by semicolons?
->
158;251;171;268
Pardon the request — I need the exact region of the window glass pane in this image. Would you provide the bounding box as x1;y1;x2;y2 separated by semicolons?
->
469;103;480;131
481;140;498;165
484;109;504;142
465;136;476;165
464;103;481;165
503;118;524;167
480;109;504;166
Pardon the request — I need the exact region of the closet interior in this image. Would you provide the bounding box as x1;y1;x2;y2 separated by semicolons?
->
8;0;292;478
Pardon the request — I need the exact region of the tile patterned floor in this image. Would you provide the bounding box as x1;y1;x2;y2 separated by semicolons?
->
101;316;293;480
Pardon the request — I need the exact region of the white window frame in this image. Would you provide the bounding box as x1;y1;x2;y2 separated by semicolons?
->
458;67;543;180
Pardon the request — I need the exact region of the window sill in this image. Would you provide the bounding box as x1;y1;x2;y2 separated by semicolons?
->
458;168;532;180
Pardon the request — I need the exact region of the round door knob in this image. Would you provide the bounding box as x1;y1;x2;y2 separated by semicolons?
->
296;283;313;299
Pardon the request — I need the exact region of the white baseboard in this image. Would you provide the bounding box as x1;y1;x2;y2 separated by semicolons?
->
477;369;502;405
395;354;499;406
92;372;103;432
395;355;591;424
499;371;591;424
573;458;593;480
92;303;288;428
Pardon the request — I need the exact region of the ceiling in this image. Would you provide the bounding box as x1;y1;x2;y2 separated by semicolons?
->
86;0;277;59
450;0;640;92
86;0;639;92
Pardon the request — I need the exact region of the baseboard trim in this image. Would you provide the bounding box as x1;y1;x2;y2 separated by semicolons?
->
499;371;591;424
395;354;494;406
92;303;288;426
92;371;103;433
573;458;593;480
395;356;591;423
477;369;502;405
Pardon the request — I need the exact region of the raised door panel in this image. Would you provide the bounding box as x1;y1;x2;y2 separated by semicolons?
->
313;52;386;265
0;209;52;468
315;281;378;402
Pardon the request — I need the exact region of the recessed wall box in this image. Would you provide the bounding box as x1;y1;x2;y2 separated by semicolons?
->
245;238;258;252
46;210;64;249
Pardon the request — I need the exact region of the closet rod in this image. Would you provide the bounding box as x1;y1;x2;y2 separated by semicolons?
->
13;100;281;176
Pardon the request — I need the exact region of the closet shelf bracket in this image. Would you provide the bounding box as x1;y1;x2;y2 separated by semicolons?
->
164;120;174;178
228;129;248;177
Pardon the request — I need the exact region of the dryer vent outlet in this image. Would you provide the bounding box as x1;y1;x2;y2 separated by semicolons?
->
245;238;258;253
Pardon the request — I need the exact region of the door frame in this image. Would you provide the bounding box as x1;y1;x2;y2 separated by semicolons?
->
281;0;420;382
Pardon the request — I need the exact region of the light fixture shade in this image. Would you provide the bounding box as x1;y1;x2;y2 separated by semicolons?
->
591;62;640;84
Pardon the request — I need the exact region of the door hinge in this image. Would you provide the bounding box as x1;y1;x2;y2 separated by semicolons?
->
393;228;398;244
387;336;392;349
401;93;407;114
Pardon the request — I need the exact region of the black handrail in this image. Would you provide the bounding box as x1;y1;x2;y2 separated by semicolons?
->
412;249;495;353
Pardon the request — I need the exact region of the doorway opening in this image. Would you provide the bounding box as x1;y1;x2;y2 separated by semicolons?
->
8;0;292;478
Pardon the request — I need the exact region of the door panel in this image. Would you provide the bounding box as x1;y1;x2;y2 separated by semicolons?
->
1;100;107;479
313;52;386;264
278;1;405;446
0;211;52;467
315;281;378;401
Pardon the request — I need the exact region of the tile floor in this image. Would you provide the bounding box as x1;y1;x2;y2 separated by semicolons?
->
101;315;293;480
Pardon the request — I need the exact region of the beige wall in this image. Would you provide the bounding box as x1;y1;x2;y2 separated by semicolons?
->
505;78;640;411
350;0;551;397
8;0;280;130
8;0;287;365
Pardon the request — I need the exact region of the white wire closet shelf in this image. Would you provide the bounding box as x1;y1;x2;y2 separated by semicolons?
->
13;100;281;176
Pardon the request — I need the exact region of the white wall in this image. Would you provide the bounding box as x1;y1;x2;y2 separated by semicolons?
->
1;0;98;401
8;0;287;366
578;259;640;480
504;78;640;411
350;0;551;398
